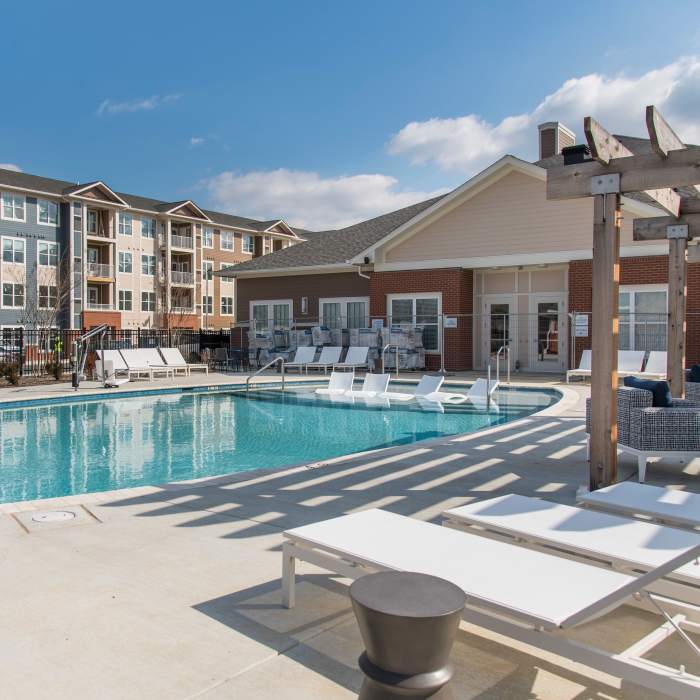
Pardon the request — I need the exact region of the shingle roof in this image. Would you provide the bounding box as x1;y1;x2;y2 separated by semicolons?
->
218;195;446;276
0;167;288;232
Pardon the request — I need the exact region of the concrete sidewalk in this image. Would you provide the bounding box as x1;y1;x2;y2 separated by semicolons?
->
0;381;698;698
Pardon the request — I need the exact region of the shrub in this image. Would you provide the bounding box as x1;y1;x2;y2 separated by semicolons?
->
0;362;20;385
45;361;63;380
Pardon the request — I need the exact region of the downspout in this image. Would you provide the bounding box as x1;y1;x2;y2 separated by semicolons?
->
350;262;370;280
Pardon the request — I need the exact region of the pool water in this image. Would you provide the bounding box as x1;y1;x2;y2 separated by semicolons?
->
0;384;559;504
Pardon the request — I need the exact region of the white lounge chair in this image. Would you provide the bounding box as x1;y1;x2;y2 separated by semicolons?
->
443;493;700;606
286;346;316;373
305;346;342;374
282;509;700;699
466;378;499;405
121;349;174;380
639;350;667;379
579;482;700;531
97;349;151;381
333;346;369;371
618;350;647;377
94;355;130;387
345;373;390;399
315;370;355;395
383;375;467;404
160;347;208;376
566;349;591;383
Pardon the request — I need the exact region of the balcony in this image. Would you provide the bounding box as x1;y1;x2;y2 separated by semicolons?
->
171;234;194;250
171;307;195;314
85;302;114;311
86;263;114;279
171;270;195;285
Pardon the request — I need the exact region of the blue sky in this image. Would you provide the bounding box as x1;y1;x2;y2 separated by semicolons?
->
2;1;700;229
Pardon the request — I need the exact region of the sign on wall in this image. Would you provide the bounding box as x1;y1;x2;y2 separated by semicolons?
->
444;317;458;328
574;314;589;337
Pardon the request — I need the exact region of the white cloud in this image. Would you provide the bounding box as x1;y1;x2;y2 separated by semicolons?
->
97;94;182;116
201;169;447;230
190;136;205;147
0;163;21;172
388;56;700;174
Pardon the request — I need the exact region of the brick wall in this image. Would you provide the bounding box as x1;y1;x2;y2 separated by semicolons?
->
568;255;699;368
82;310;122;330
370;268;473;370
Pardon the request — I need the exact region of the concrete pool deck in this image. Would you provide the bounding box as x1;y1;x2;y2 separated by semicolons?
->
1;376;699;698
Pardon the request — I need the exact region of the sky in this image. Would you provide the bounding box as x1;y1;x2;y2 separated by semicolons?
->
2;1;700;230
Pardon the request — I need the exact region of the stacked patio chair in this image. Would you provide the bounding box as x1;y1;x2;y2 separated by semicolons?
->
586;386;700;482
685;369;700;403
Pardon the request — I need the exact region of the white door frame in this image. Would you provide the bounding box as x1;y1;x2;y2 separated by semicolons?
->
528;292;567;372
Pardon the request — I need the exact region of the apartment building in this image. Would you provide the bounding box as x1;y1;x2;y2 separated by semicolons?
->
0;168;300;331
220;122;700;371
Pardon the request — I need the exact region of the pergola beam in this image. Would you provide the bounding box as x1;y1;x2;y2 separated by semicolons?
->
633;214;700;241
547;146;700;207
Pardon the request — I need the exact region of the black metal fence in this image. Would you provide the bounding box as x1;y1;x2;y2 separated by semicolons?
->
0;328;234;379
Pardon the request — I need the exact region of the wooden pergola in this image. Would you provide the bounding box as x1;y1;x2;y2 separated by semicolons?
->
547;106;700;490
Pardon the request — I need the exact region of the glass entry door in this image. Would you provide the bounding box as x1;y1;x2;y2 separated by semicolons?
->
482;297;514;368
528;295;566;372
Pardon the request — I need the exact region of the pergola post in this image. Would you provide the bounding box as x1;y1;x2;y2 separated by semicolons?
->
590;193;621;489
667;232;688;397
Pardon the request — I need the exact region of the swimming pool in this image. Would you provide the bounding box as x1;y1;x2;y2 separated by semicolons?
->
0;383;559;504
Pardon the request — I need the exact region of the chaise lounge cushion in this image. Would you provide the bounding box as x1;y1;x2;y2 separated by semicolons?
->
623;376;672;408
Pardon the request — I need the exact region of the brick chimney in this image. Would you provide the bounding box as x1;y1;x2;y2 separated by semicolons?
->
538;122;575;159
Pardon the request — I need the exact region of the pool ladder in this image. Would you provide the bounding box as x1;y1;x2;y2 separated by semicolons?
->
246;356;285;394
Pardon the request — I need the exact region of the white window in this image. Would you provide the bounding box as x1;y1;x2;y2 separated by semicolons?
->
141;254;155;276
118;289;132;311
2;283;24;307
39;285;58;309
202;260;213;281
388;293;441;352
73;203;83;233
38;241;58;266
619;285;668;351
263;235;272;255
319;297;370;329
221;231;234;251
202;295;213;315
202;227;214;248
250;299;292;330
242;234;254;254
118;252;132;273
37;199;59;226
87;209;98;234
141;291;156;311
2;238;25;264
1;192;25;221
141;217;156;238
221;296;234;315
118;213;133;236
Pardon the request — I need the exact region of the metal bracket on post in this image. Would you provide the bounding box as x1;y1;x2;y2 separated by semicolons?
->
667;224;689;240
590;174;621;195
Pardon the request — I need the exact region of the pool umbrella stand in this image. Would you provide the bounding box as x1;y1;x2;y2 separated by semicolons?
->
350;571;466;699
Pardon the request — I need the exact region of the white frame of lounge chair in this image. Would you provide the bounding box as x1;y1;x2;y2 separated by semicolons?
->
281;509;700;699
467;378;499;403
639;350;668;379
305;346;342;374
98;349;152;381
617;350;647;377
95;358;130;387
566;349;592;383
579;482;700;531
315;370;355;395
120;349;174;380
381;374;445;402
159;347;209;376
442;494;700;613
286;346;317;373
333;346;369;371
345;373;390;398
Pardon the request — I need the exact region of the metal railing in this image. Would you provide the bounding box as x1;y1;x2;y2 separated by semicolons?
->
171;270;194;285
246;356;285;393
171;234;194;249
86;262;114;278
495;345;511;384
171;306;195;314
85;302;114;311
381;344;400;377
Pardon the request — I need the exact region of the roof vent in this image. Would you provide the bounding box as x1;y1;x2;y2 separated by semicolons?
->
538;122;576;159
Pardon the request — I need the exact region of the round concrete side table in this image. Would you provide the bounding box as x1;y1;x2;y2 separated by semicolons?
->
350;571;466;700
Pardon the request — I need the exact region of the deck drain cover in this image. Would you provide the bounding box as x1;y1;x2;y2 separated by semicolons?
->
31;510;77;523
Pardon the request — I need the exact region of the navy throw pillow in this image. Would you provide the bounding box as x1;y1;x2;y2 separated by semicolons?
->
623;376;672;408
690;364;700;383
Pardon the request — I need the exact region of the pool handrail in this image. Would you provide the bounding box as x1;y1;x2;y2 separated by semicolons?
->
381;344;400;378
246;356;285;394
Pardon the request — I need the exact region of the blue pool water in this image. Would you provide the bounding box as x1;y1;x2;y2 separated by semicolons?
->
0;384;559;504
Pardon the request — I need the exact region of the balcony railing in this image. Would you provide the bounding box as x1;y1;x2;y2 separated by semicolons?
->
171;270;195;285
86;228;113;239
171;307;195;314
171;234;194;249
85;302;114;311
86;262;114;278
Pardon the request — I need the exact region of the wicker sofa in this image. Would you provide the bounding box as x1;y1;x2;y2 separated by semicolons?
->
586;386;700;482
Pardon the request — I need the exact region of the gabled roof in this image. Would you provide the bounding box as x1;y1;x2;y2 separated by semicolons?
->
62;181;129;206
155;200;211;221
217;195;446;277
247;219;299;237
